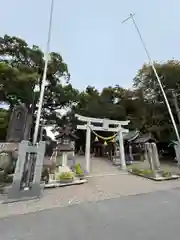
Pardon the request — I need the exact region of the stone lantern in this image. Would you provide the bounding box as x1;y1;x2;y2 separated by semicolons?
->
56;125;78;167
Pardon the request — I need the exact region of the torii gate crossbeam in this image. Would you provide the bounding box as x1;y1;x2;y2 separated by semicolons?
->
75;114;130;173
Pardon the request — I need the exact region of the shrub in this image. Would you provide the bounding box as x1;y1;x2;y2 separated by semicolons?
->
162;171;172;177
75;164;84;176
57;172;74;181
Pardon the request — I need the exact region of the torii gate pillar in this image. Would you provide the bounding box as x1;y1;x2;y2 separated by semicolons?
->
85;121;91;173
118;127;126;169
75;114;130;173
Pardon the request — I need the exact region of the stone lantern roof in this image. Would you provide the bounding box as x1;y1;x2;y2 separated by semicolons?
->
55;125;78;141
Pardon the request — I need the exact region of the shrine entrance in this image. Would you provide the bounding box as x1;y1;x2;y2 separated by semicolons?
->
75;114;130;174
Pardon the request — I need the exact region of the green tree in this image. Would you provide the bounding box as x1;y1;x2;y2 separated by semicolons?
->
72;85;126;120
0;108;9;140
0;35;42;108
0;35;78;136
133;60;180;141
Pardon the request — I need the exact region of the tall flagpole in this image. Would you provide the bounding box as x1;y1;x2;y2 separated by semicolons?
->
33;0;54;144
122;13;180;144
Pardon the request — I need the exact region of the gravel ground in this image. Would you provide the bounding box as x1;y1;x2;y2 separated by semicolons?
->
68;156;121;175
0;156;180;219
1;172;180;219
1;188;180;239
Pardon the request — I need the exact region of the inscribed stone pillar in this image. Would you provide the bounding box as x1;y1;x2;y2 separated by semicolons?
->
151;142;160;170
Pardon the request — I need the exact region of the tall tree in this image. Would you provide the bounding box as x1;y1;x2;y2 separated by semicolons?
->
0;35;78;134
133;60;180;141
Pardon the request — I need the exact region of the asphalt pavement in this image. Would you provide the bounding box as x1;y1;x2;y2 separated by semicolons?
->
0;187;180;240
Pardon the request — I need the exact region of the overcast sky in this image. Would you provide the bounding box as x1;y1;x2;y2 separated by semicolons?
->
1;0;180;138
1;0;180;92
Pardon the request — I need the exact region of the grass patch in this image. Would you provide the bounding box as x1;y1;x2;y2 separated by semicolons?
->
131;167;153;176
130;167;178;181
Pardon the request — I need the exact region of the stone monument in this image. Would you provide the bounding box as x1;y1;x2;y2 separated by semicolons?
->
144;142;161;175
6;104;32;142
173;141;180;165
5;140;46;203
0;105;32;175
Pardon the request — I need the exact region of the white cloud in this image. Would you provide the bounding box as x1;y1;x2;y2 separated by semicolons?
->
0;103;9;109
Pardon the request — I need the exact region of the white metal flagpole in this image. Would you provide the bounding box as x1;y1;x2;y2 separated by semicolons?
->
122;13;180;144
33;0;55;144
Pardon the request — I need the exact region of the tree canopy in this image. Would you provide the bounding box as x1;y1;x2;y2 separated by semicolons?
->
133;61;180;141
1;35;180;143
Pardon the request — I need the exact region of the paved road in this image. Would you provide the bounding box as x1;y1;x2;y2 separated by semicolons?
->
1;188;180;240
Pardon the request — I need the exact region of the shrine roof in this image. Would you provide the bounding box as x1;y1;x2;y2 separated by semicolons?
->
55;132;78;140
123;130;139;142
133;133;156;144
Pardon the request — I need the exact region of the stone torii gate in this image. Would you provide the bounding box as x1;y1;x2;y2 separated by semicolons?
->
75;114;130;173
